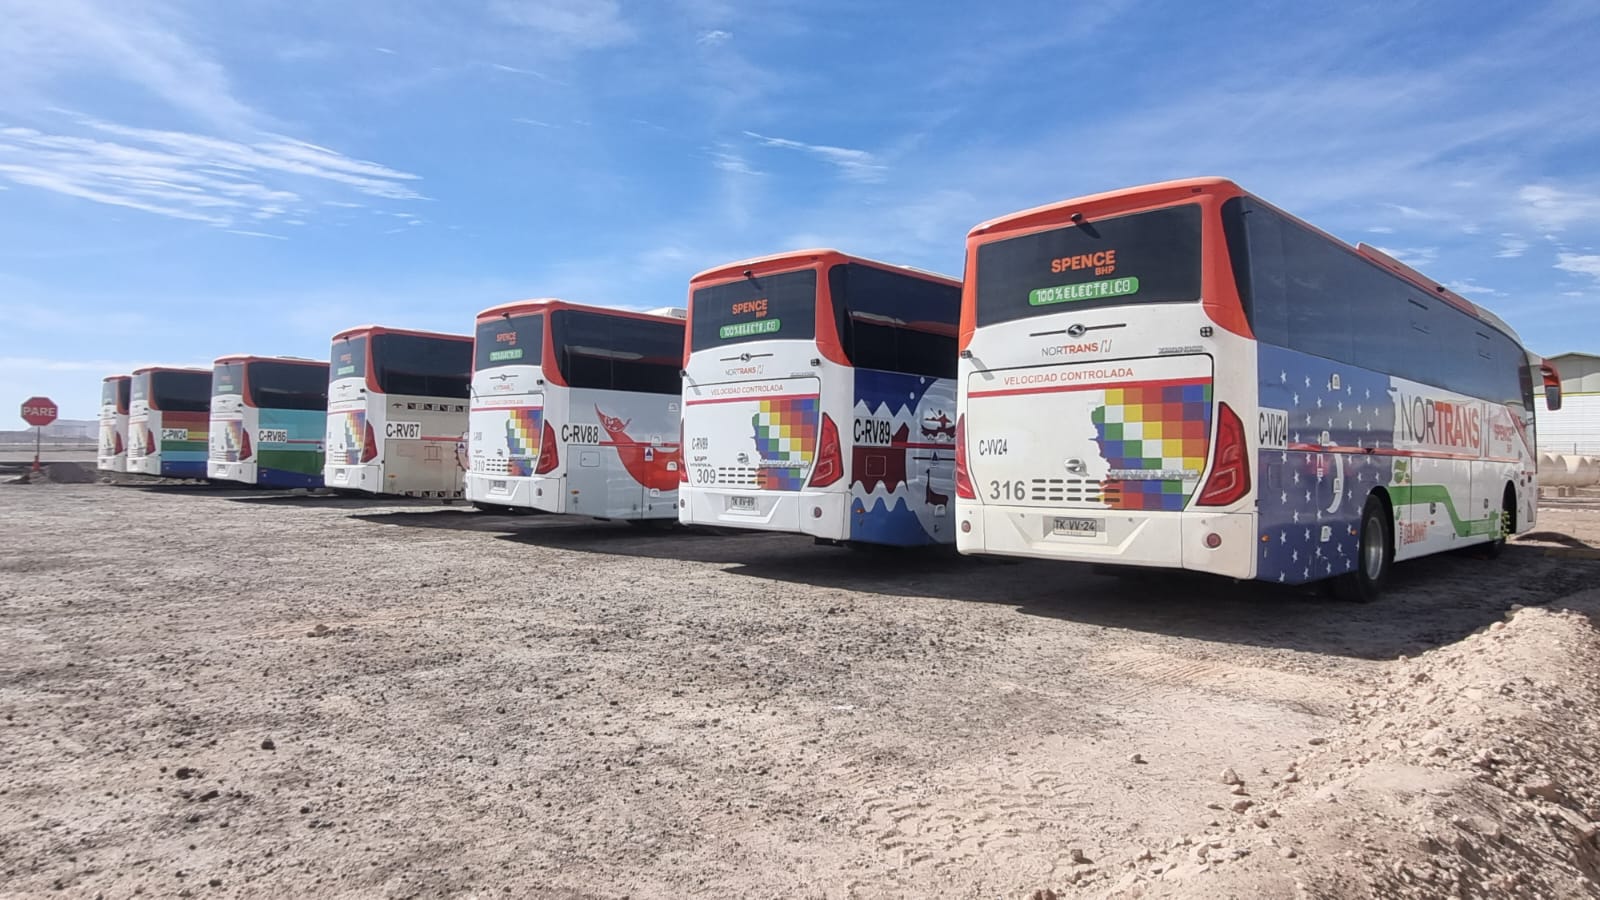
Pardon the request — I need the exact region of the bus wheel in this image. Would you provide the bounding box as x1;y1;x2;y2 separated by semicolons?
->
1330;495;1391;603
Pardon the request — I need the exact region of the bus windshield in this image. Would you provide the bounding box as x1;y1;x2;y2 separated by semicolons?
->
974;203;1202;326
247;362;328;410
690;269;817;350
374;333;471;397
550;310;682;394
152;371;211;412
475;314;544;370
212;363;244;396
330;337;368;381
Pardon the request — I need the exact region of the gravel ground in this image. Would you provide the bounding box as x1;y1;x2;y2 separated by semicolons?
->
2;481;1599;898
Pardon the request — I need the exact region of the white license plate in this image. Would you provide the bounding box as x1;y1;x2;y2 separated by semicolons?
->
491;479;508;492
1052;516;1099;537
728;495;758;511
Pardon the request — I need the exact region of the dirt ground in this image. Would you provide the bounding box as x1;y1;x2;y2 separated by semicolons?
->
2;478;1599;899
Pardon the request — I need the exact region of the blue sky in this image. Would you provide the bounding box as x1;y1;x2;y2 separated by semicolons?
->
3;0;1598;419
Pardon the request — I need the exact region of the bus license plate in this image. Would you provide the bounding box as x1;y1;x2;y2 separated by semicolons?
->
1053;516;1099;537
490;479;508;493
728;495;757;512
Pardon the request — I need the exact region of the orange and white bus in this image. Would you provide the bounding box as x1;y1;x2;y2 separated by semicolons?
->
679;250;962;546
955;178;1561;600
464;300;685;520
325;325;473;498
98;374;131;472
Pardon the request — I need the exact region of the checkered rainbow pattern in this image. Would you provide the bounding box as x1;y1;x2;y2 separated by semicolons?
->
1090;379;1212;511
750;396;818;491
335;411;365;465
504;407;543;477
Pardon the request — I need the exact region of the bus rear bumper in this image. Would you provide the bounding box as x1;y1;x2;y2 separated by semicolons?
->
464;473;564;513
97;455;127;473
208;461;259;484
954;503;1257;580
680;487;849;540
325;463;382;493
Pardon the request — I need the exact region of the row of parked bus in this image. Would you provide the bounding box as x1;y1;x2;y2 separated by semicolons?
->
97;178;1567;600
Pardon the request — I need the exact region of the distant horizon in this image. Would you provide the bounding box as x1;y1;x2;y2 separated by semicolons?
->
4;1;1599;420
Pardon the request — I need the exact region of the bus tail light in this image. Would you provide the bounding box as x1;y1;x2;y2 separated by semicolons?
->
535;420;559;474
144;427;155;455
808;414;843;488
1197;402;1250;507
678;419;688;484
114;430;124;455
360;421;378;463
954;414;976;500
240;428;253;461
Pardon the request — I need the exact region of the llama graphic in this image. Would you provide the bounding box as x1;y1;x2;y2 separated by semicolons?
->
924;465;950;511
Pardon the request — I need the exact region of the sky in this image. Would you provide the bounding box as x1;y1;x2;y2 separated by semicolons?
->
2;0;1599;420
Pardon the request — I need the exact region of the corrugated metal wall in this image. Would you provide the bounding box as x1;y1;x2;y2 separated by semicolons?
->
1538;392;1600;455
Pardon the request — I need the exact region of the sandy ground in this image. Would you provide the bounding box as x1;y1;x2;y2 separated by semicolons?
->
2;478;1599;898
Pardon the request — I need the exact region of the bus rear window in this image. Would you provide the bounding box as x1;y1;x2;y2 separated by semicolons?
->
131;374;149;406
212;363;244;396
117;378;130;413
330;336;368;381
974;203;1202;326
152;371;212;412
101;380;121;408
373;333;471;397
475;314;544;370
550;310;683;395
247;362;329;411
690;269;818;350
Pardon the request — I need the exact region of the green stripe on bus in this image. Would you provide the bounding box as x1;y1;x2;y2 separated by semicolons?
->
257;449;325;476
1387;484;1501;537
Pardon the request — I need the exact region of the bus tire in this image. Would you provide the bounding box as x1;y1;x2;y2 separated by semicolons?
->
1330;494;1391;603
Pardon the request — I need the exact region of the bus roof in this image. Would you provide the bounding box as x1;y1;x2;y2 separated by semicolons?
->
102;374;131;382
689;248;958;287
474;298;688;325
969;177;1524;346
331;324;472;343
131;365;210;376
211;354;329;368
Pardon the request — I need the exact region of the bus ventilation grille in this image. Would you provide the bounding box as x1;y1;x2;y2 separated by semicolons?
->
475;458;518;476
716;466;761;487
1029;477;1118;505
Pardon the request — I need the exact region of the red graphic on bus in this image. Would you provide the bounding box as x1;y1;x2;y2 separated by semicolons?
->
595;406;680;492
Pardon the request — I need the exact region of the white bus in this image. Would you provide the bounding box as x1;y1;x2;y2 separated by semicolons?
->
325;325;473;498
127;366;212;479
98;374;131;473
464;299;685;520
207;355;330;488
679;250;963;546
955;177;1561;600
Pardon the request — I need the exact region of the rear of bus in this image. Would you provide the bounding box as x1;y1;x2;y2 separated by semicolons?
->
955;179;1257;577
98;375;130;472
679;252;849;539
208;357;328;487
464;303;550;511
129;368;211;478
325;327;472;498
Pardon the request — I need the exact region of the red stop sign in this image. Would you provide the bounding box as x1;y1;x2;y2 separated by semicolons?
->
21;396;58;427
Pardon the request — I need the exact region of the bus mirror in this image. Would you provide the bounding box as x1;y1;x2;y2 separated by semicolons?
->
1542;364;1563;411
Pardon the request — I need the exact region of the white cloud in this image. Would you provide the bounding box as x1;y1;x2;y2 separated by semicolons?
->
489;0;634;50
697;29;733;46
1519;185;1600;232
1445;278;1500;297
225;229;288;240
744;131;886;182
1495;234;1530;258
711;147;761;177
0;119;423;227
1366;225;1395;234
0;0;256;130
1555;253;1600;281
1374;246;1439;267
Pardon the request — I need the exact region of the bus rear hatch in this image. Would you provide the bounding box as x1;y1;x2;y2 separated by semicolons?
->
963;355;1214;512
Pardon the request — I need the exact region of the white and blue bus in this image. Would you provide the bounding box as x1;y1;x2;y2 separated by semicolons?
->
680;250;962;546
955;178;1561;600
